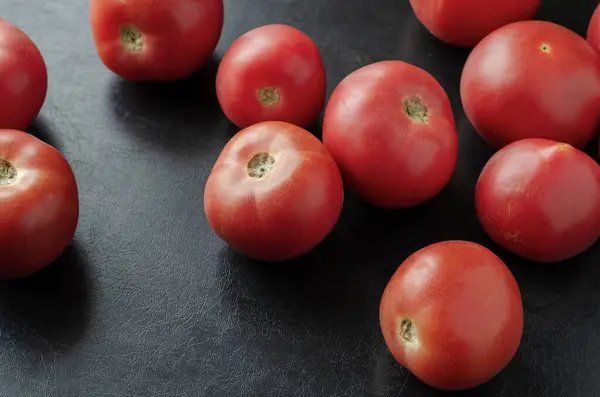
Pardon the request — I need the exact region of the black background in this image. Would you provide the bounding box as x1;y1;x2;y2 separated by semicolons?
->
3;0;600;396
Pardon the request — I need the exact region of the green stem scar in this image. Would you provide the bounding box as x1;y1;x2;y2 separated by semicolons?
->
0;159;17;186
258;87;281;106
404;96;429;123
120;25;144;52
399;319;416;343
247;152;275;178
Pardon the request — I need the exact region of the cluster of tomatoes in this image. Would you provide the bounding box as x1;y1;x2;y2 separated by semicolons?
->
1;0;600;392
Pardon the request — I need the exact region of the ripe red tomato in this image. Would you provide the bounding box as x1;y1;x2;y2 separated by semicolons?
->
409;0;541;48
587;3;600;53
203;121;343;262
461;21;600;149
90;0;224;81
476;138;600;263
322;61;457;209
380;241;523;391
0;129;79;278
216;24;326;129
0;19;48;131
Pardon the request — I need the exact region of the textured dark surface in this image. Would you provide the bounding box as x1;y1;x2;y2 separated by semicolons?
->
2;0;600;396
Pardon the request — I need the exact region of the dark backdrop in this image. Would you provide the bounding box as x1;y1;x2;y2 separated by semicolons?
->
2;0;600;396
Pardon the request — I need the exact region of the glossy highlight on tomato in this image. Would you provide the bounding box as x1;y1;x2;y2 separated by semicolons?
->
216;24;326;129
0;19;48;130
461;20;600;149
203;121;343;262
409;0;541;48
322;60;457;209
476;138;600;263
90;0;224;81
0;129;79;278
379;241;524;390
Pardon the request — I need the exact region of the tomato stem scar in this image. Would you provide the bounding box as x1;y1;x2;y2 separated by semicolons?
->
399;319;416;343
0;159;17;186
247;152;275;178
540;43;551;53
120;25;144;52
403;96;429;123
258;87;281;106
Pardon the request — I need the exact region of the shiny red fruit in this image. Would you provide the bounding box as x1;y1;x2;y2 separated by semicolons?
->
204;121;343;262
409;0;541;48
322;60;457;209
0;19;48;130
90;0;224;81
380;241;524;390
461;21;600;149
216;24;326;129
587;3;600;53
0;129;79;278
476;139;600;263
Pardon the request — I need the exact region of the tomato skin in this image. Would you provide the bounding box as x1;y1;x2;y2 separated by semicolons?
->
379;241;523;391
476;138;600;263
587;3;600;53
461;21;600;149
90;0;224;81
203;121;343;262
322;61;457;209
216;24;326;129
0;129;79;278
0;19;48;131
409;0;540;48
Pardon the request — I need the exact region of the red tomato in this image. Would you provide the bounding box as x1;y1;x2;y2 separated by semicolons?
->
322;61;457;209
380;241;523;391
409;0;540;48
0;129;79;278
476;138;600;263
0;19;48;130
461;21;600;149
90;0;224;81
587;3;600;53
203;121;343;262
216;24;326;129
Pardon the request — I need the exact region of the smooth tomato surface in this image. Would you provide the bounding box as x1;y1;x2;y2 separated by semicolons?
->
587;3;600;53
204;121;343;262
90;0;224;81
409;0;540;48
322;61;457;209
0;19;48;130
461;21;600;149
380;241;523;391
476;138;600;263
216;24;326;129
0;129;79;278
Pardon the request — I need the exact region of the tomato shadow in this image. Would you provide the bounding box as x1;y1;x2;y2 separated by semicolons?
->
0;241;93;356
107;56;238;152
535;1;597;37
26;116;61;150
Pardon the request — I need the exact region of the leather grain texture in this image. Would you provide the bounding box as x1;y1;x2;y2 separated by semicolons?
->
2;0;600;396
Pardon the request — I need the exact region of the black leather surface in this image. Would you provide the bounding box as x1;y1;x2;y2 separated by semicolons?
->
2;0;600;396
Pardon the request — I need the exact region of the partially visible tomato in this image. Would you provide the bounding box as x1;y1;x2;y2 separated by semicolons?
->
587;3;600;53
476;139;600;263
461;21;600;149
216;24;326;129
203;121;343;262
380;241;523;391
409;0;541;48
0;129;79;278
0;19;48;130
90;0;224;81
322;61;457;209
